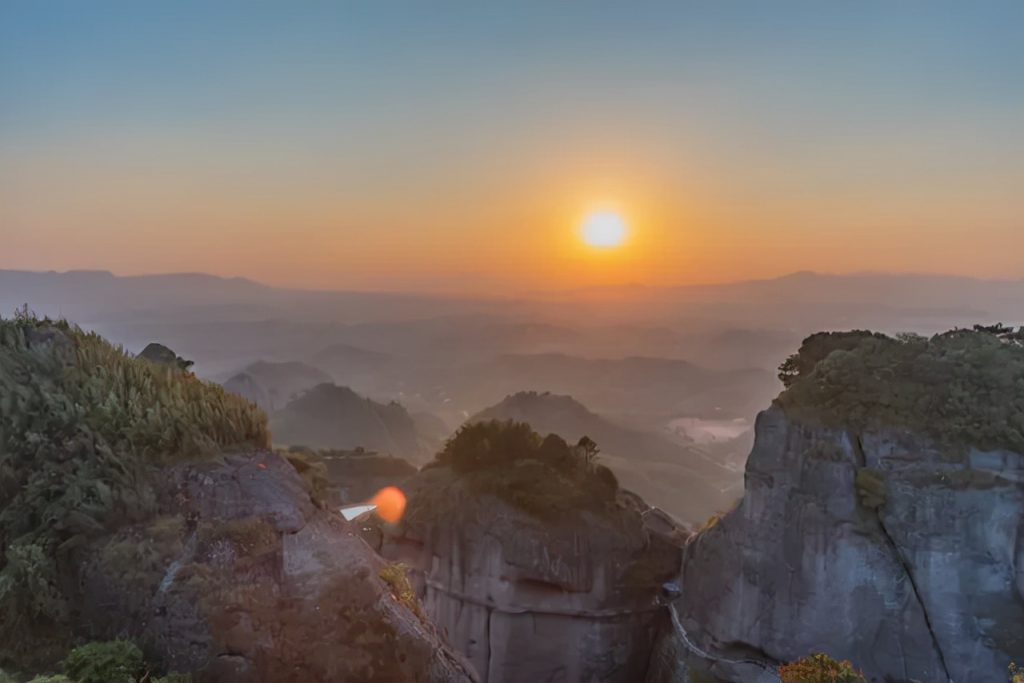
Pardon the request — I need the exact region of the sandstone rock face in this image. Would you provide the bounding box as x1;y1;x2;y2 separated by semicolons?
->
77;451;475;683
673;406;1024;683
383;467;682;683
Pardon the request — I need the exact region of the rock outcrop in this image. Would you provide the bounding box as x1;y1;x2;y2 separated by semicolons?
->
381;423;684;683
665;330;1024;683
80;450;475;682
0;317;473;682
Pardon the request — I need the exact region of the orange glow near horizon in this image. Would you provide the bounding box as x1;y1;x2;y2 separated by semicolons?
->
3;137;1022;293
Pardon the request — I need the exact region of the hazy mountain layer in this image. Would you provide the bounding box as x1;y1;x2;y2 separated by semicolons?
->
470;391;739;523
268;383;437;462
223;359;332;412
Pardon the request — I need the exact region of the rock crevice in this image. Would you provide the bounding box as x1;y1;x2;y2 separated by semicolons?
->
852;433;952;683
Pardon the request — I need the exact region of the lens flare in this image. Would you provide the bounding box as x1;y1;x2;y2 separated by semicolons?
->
370;486;407;523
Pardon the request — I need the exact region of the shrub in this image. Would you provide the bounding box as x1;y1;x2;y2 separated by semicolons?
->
379;562;426;623
430;420;618;518
778;652;866;683
151;674;193;683
63;640;145;683
1011;662;1024;683
437;420;543;471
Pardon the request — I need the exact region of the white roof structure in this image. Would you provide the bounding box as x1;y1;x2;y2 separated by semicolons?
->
339;503;377;521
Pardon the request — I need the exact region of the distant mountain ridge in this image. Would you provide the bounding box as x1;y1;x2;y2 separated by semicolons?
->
455;353;777;421
5;268;1024;324
0;268;511;326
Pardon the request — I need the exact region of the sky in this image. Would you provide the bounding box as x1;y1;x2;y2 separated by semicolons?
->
1;1;1022;293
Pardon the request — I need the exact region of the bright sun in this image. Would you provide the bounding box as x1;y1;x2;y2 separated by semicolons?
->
580;211;628;248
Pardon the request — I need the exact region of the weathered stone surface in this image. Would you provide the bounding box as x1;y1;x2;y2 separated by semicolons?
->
77;451;476;682
671;406;1024;683
383;466;683;683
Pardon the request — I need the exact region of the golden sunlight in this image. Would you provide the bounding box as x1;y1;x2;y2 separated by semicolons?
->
580;211;628;248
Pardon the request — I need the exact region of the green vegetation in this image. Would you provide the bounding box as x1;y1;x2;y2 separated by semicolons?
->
0;311;269;667
1011;662;1024;683
431;420;618;518
778;652;866;683
379;562;426;624
10;640;192;683
776;327;1024;453
63;641;144;683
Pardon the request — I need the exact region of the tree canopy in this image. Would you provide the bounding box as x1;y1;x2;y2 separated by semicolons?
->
776;326;1024;453
429;420;618;518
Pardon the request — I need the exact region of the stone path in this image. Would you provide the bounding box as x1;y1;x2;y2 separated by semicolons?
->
667;602;782;683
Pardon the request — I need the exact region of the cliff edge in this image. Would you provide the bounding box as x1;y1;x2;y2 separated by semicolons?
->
670;329;1024;683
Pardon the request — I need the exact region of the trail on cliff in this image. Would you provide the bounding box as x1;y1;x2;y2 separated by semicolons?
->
667;602;781;683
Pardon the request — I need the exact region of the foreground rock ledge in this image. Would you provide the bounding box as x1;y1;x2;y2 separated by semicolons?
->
79;451;476;682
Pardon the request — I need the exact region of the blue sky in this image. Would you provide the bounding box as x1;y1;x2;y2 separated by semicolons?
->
1;1;1022;290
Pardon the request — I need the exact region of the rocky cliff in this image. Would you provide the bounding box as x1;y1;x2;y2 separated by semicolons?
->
0;316;473;682
79;449;474;682
382;421;685;683
665;330;1024;683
